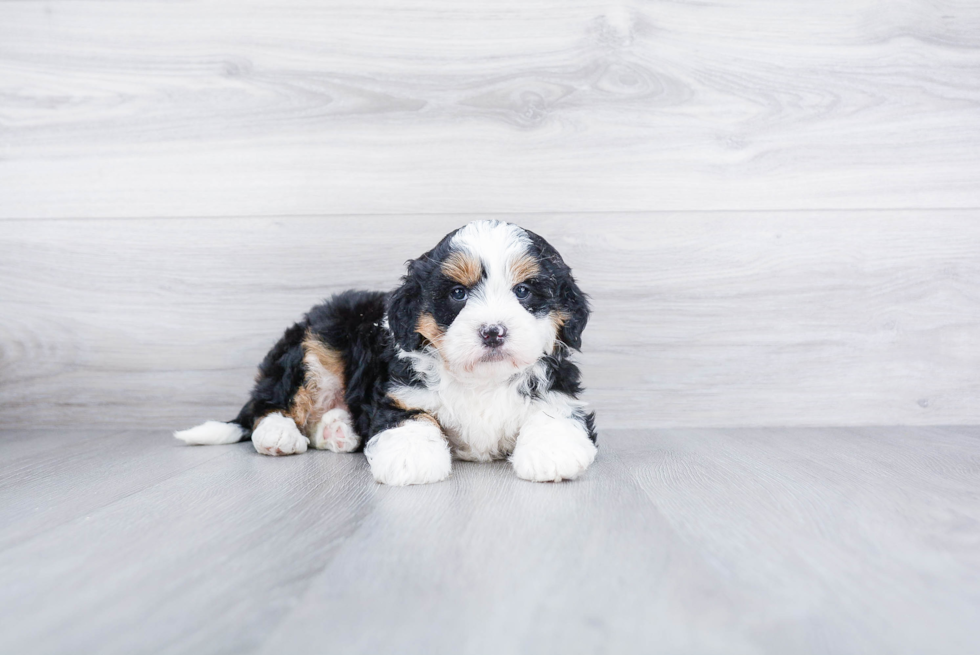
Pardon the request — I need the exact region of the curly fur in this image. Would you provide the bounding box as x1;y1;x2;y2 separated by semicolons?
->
175;220;597;485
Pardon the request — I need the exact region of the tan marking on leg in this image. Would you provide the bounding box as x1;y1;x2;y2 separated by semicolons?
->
288;333;347;434
389;395;410;411
250;412;268;431
416;313;445;348
389;395;441;429
509;254;540;284
302;332;345;379
441;251;482;287
289;386;315;430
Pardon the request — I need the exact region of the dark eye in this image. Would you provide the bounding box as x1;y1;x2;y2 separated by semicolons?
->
450;286;468;301
514;284;531;300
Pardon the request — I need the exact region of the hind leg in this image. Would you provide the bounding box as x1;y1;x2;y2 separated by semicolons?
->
310;407;361;453
252;412;309;456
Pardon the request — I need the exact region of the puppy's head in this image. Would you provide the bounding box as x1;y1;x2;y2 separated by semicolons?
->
387;221;588;378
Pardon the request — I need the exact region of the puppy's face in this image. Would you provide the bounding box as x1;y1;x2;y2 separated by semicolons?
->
388;221;589;379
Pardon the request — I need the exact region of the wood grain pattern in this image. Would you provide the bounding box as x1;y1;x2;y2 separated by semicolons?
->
2;211;978;430
1;0;980;218
2;3;977;653
1;427;977;654
0;429;380;655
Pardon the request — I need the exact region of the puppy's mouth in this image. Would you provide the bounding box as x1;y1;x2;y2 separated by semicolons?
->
478;349;508;363
459;347;536;375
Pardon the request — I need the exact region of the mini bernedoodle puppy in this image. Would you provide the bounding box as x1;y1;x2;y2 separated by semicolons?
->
175;220;597;485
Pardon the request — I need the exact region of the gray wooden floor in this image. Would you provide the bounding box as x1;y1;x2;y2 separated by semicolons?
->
1;426;978;655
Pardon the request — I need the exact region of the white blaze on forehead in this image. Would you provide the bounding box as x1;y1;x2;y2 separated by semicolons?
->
437;220;555;379
449;220;531;285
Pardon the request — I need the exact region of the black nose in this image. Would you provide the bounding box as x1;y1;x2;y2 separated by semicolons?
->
479;324;507;348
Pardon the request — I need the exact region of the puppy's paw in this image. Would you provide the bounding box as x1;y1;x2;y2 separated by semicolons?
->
364;420;451;486
311;408;361;453
510;419;597;483
252;413;309;456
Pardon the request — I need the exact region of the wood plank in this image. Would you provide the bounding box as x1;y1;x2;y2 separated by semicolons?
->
618;426;980;654
259;449;763;655
1;427;977;654
260;427;980;655
0;429;231;550
1;211;978;430
1;428;123;466
0;431;381;655
1;0;979;218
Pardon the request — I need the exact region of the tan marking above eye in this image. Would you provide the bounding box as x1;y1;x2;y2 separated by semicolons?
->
441;251;482;287
509;254;541;285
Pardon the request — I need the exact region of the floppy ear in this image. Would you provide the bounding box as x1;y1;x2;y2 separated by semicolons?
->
556;271;590;350
525;229;591;351
386;260;425;351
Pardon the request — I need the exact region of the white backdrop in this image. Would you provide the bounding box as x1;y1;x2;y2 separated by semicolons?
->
2;0;979;429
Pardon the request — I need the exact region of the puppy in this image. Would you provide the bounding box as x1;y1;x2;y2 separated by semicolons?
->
175;220;597;485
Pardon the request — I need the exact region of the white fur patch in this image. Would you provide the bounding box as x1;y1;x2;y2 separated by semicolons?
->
439;221;556;379
364;419;452;486
510;411;597;482
173;421;244;445
252;412;309;456
391;373;530;462
310;408;360;453
390;361;583;464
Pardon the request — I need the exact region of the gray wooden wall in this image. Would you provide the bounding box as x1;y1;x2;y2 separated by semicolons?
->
2;0;979;430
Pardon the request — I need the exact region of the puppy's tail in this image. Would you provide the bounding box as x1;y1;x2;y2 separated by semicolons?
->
174;420;246;446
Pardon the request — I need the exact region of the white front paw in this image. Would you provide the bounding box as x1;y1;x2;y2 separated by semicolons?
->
252;413;309;456
311;408;361;453
364;420;451;486
510;419;597;483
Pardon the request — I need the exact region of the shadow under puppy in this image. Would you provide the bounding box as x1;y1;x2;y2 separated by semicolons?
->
175;220;597;485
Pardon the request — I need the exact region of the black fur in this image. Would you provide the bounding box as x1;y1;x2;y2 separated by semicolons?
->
386;231;465;351
233;290;421;448
577;409;598;444
520;343;598;444
231;224;598;450
386;260;426;353
524;229;590;350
